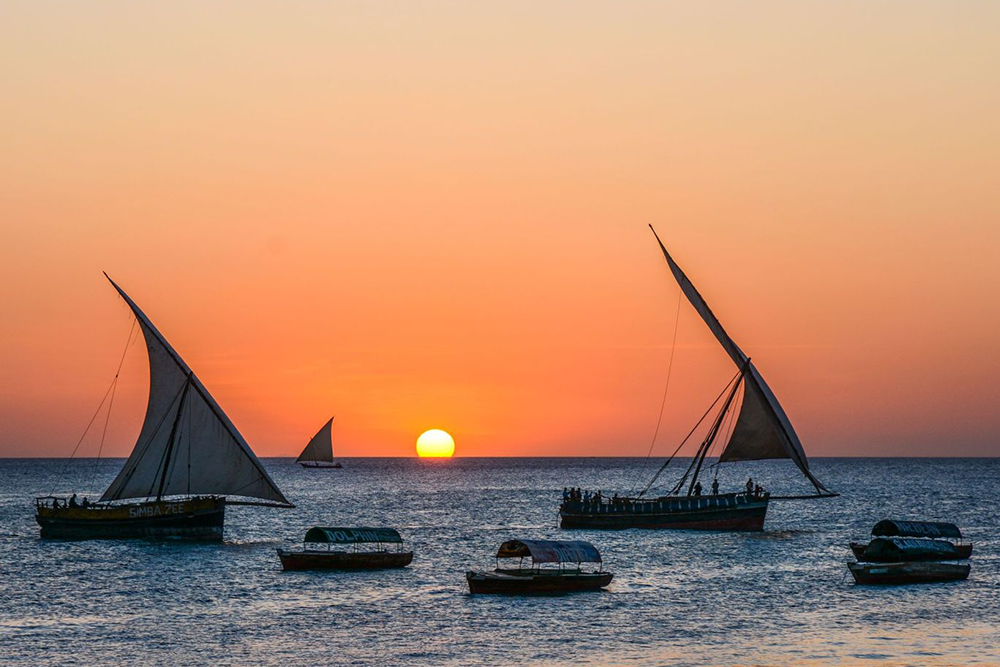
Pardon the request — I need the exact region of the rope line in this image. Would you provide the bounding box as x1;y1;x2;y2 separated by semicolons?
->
629;284;681;496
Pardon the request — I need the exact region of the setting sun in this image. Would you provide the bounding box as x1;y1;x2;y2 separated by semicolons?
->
416;429;455;458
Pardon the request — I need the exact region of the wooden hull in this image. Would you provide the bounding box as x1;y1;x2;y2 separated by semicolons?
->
849;541;973;561
848;561;970;585
298;461;342;469
277;549;413;571
36;497;225;541
560;493;768;531
466;570;613;595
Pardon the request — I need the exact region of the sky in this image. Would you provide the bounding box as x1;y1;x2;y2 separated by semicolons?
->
1;1;998;459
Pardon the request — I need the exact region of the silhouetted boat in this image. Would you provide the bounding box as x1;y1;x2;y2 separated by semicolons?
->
849;520;972;561
560;227;836;532
277;527;413;570
466;539;612;595
297;417;342;469
35;274;293;541
848;561;970;585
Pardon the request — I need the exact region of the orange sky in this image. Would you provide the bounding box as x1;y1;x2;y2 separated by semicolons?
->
2;1;999;458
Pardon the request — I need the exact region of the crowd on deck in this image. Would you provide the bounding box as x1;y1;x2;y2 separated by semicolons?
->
561;477;767;506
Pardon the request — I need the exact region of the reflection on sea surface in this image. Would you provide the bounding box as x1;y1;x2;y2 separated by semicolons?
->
1;457;998;666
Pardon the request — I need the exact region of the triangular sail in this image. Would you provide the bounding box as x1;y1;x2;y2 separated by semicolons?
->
296;418;335;463
649;227;830;494
99;274;293;507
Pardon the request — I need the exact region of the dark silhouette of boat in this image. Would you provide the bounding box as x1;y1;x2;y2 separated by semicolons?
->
560;227;836;532
466;539;612;595
847;520;971;585
35;274;293;541
277;527;413;570
296;417;343;469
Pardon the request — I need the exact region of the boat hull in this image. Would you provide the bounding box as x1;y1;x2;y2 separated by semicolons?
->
298;461;343;469
35;497;225;541
560;493;768;531
466;570;613;595
848;561;970;585
277;549;413;571
849;541;973;561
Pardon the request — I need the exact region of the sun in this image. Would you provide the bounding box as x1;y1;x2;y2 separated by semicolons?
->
416;429;455;458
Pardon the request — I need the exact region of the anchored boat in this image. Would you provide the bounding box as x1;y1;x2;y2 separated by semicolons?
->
277;527;413;570
466;539;612;595
847;519;971;585
35;274;293;541
560;227;836;532
297;417;343;469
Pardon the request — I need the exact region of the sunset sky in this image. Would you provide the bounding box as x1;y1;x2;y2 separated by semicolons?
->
2;1;998;458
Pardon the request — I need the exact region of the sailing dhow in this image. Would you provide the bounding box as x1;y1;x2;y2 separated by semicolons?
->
560;227;836;531
297;417;342;468
35;274;293;541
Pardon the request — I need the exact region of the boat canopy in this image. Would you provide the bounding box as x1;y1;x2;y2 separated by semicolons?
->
871;520;961;539
303;527;402;544
862;537;962;562
496;539;601;564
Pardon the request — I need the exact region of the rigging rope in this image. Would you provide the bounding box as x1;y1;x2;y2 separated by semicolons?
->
628;284;681;496
52;319;137;497
637;369;742;498
92;319;137;484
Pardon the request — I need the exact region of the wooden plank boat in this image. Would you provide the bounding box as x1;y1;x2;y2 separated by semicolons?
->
467;539;612;595
35;496;225;541
277;526;412;571
34;275;293;541
848;561;970;585
279;549;411;570
560;492;767;531
466;570;613;595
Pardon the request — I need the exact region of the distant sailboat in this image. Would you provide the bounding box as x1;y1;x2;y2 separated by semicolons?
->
35;274;293;541
560;227;836;531
297;418;342;469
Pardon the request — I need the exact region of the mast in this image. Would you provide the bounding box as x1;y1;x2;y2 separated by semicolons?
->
687;371;744;496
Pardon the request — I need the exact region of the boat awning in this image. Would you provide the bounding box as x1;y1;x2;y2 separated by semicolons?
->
496;539;601;564
871;520;962;539
303;527;402;544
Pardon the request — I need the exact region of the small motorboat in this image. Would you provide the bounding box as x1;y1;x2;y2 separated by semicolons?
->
277;527;413;571
466;539;612;595
848;561;970;585
849;520;972;562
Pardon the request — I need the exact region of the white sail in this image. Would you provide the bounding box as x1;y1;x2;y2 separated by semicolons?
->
296;418;334;463
99;274;293;506
649;227;829;494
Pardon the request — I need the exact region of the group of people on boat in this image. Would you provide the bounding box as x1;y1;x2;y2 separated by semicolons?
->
745;478;767;499
48;494;92;509
563;477;766;504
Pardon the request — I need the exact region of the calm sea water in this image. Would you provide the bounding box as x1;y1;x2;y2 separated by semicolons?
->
1;457;998;666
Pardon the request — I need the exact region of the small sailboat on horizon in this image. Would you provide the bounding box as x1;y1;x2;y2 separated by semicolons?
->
560;226;836;532
297;417;342;469
35;274;294;541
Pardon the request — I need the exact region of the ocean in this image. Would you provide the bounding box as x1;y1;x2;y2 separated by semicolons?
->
2;457;998;666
